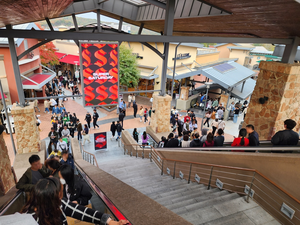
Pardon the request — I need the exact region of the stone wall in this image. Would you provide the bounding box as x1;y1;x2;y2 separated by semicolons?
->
219;93;229;108
243;61;300;140
180;86;189;100
0;131;15;195
150;93;172;133
11;102;40;154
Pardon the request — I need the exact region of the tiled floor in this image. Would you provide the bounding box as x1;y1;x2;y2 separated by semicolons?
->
3;88;239;165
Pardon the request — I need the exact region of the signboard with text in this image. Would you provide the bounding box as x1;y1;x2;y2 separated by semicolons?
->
94;132;107;150
80;42;119;107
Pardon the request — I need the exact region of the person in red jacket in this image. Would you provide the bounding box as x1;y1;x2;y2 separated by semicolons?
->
203;133;214;147
231;128;249;152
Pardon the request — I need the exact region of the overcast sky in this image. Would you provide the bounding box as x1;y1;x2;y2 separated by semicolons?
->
77;12;118;23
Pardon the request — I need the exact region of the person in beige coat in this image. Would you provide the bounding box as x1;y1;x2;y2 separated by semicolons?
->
139;106;144;122
44;100;50;113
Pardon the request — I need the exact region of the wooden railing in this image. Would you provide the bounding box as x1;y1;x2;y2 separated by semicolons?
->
120;141;300;225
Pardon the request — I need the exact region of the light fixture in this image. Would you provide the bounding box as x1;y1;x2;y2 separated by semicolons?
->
205;82;213;89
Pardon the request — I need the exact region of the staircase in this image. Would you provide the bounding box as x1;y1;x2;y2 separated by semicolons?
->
98;156;280;225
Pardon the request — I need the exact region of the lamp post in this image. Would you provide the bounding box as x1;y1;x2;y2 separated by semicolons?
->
201;82;212;131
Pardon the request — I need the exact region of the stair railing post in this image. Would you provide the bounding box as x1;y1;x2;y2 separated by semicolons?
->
173;162;176;179
207;166;214;190
188;163;192;184
136;145;138;158
161;159;164;175
142;148;144;159
150;149;152;162
246;172;256;203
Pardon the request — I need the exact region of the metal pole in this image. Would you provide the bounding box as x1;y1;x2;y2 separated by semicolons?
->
6;25;27;107
160;0;175;96
246;172;256;203
188;163;192;184
201;86;209;131
97;9;102;33
0;80;17;155
25;95;82;101
170;42;181;107
207;166;213;190
161;160;164;175
136;145;137;158
173;162;176;179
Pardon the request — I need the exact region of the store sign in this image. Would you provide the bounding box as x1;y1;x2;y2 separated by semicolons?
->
173;53;191;60
94;132;107;150
80;42;119;107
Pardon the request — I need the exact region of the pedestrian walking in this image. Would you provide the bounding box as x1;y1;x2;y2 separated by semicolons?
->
139;106;144;122
85;111;92;128
110;121;116;140
93;109;99;129
116;121;124;141
144;108;148;124
119;110;125;127
128;94;132;108
76;119;83;141
82;124;91;145
133;101;138;117
122;101;127;117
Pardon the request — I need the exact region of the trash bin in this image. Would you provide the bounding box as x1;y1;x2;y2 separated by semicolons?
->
224;110;229;121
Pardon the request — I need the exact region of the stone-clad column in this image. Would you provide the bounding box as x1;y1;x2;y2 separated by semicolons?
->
150;93;172;133
180;86;189;100
243;61;300;140
11;102;40;153
0;128;15;195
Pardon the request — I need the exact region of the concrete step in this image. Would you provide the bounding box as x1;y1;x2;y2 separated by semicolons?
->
130;177;184;190
155;185;208;205
145;181;201;197
179;193;240;216
165;190;230;211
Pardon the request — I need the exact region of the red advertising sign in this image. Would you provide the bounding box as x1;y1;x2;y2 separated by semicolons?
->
94;132;107;150
80;42;118;106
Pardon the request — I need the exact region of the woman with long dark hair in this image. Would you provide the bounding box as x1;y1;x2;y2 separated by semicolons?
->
21;177;128;225
58;165;91;205
141;131;149;146
45;158;61;178
203;133;214;147
132;128;139;143
231;128;249;152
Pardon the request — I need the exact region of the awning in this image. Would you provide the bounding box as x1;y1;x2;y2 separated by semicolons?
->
55;52;67;59
231;78;256;100
59;54;80;65
167;67;201;80
201;61;256;89
138;66;159;80
0;93;7;100
140;74;159;80
22;73;56;89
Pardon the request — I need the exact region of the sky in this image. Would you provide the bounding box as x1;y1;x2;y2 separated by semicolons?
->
76;12;118;23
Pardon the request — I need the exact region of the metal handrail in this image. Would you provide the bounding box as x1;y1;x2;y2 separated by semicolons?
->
121;143;300;152
0;190;23;216
80;144;99;167
120;141;300;206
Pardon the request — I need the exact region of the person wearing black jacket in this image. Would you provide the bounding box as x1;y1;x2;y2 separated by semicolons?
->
190;133;202;147
133;101;138;118
271;119;299;149
165;133;179;148
176;118;183;137
48;127;58;144
116;121;124;141
58;165;92;206
110;121;116;140
246;124;260;147
92;109;99;129
85;112;92;128
119;110;125;127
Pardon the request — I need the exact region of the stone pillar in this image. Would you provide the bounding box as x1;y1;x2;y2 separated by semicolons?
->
219;94;229;107
150;93;172;133
0;129;15;195
11;102;40;154
243;61;300;140
180;86;189;100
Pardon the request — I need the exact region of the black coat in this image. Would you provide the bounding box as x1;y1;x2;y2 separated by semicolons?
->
119;112;125;121
63;176;92;206
85;114;92;122
271;130;299;146
165;138;179;148
133;103;138;113
116;123;123;132
93;112;99;120
190;139;202;147
110;124;116;132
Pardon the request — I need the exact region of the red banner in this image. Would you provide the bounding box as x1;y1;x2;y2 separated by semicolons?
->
80;43;119;106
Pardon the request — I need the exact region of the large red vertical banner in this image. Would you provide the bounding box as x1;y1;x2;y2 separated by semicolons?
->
80;42;118;106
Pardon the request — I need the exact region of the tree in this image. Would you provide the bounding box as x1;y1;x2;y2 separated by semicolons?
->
39;42;59;66
119;45;140;88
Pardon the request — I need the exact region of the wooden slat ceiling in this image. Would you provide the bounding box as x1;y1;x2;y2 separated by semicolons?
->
0;0;299;39
0;0;74;28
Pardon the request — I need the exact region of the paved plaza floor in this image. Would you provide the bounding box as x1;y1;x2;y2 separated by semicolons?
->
3;86;243;165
